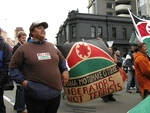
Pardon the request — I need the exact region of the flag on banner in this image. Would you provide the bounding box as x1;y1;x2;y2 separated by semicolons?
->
57;39;125;103
127;96;150;113
128;9;150;55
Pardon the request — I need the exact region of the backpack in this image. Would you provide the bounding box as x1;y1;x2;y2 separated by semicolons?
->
122;60;128;73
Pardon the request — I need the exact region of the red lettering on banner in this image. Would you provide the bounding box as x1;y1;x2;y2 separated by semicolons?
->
67;95;83;103
77;88;82;95
103;87;108;95
71;88;77;95
89;85;96;92
108;76;115;85
88;83;123;100
103;79;109;88
98;81;105;89
109;85;115;94
83;87;88;94
65;75;124;102
93;82;99;90
117;83;123;91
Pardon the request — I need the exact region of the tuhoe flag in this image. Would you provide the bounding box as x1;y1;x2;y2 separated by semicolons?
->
127;96;150;113
57;39;125;103
128;9;150;55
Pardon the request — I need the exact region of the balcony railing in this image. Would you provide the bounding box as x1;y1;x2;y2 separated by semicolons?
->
115;4;131;12
115;0;130;3
117;14;130;17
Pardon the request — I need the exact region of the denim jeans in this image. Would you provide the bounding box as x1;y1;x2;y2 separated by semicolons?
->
126;70;139;91
0;88;6;113
14;85;25;112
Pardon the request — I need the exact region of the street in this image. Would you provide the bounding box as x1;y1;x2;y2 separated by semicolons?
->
4;84;141;113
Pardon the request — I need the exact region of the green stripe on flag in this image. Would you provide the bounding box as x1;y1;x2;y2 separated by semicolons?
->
69;59;114;78
127;96;150;113
143;38;150;55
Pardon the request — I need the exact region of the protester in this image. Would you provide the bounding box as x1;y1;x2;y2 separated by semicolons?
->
115;50;123;67
13;31;27;113
9;21;69;113
0;29;12;113
125;45;140;93
101;47;116;102
134;43;150;99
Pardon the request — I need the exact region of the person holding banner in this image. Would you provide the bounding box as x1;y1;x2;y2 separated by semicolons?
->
134;43;150;99
9;21;69;113
101;47;116;102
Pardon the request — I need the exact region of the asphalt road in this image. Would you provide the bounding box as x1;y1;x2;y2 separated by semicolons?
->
4;84;141;113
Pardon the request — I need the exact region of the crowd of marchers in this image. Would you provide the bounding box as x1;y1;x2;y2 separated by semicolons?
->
0;21;150;113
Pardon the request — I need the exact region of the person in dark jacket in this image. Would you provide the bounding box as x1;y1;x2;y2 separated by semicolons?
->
13;31;27;113
0;29;12;113
9;21;69;113
13;31;26;54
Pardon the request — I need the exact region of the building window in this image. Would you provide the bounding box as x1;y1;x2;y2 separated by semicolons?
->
72;26;76;38
106;3;113;9
91;26;96;38
98;27;102;38
122;28;127;39
106;12;113;15
112;27;116;39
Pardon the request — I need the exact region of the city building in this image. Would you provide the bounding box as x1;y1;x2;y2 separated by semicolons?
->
115;0;137;17
0;27;14;46
56;10;134;57
137;0;150;16
87;0;137;17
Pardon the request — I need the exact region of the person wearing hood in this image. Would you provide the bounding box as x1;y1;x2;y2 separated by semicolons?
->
9;21;69;113
0;29;12;113
134;43;150;99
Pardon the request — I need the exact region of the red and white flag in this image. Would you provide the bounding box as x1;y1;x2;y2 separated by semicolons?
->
128;9;150;54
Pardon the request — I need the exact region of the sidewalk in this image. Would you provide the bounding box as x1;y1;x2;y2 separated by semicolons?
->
58;90;141;113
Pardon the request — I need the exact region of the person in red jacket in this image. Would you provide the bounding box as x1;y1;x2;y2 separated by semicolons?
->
134;43;150;99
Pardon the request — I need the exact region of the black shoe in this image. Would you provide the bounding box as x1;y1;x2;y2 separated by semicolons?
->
101;97;108;102
14;105;17;110
108;97;116;101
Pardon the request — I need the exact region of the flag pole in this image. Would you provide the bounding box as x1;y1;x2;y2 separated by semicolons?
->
128;9;143;43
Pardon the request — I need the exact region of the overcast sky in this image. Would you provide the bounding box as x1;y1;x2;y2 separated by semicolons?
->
0;0;88;43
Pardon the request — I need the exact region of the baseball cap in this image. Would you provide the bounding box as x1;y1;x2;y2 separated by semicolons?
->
29;21;48;32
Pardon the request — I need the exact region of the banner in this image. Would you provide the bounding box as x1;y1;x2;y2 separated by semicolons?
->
57;39;125;103
128;9;150;55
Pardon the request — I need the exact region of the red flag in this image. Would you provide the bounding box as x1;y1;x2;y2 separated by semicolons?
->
137;22;150;38
128;9;150;54
128;9;150;41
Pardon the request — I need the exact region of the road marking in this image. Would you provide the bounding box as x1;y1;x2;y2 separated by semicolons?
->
3;95;14;105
